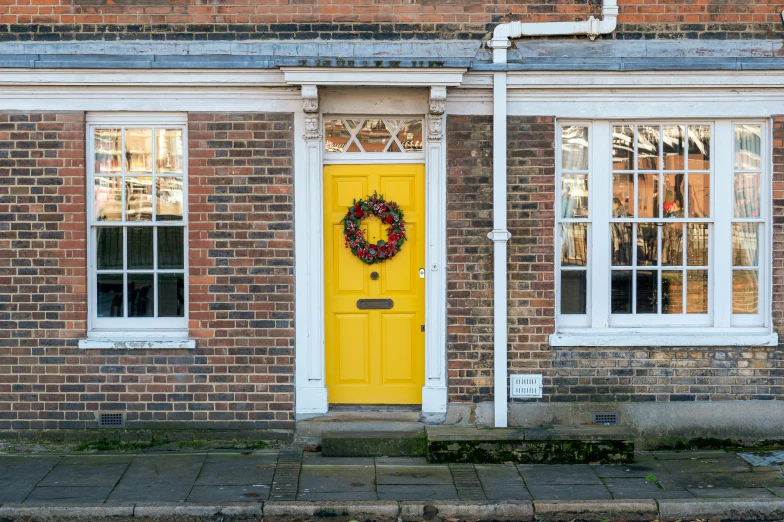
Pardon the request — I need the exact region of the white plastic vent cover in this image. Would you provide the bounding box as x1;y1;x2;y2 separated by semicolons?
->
510;374;543;398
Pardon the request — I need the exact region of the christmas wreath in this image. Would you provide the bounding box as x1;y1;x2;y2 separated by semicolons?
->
341;192;407;265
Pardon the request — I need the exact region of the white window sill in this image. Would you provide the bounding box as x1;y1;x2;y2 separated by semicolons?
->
78;339;196;349
550;329;779;347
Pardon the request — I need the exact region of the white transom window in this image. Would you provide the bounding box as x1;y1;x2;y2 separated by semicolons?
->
86;114;188;338
324;118;423;154
552;120;775;347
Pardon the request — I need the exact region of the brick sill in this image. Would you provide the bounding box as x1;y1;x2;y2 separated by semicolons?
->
78;339;196;349
550;330;778;347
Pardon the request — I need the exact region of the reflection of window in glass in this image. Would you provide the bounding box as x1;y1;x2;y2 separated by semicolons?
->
90;122;188;331
323;118;424;153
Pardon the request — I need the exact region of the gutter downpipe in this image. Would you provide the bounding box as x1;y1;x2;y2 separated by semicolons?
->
486;0;618;428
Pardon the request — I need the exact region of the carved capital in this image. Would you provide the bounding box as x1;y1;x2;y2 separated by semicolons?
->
429;86;447;116
427;113;444;142
301;85;321;141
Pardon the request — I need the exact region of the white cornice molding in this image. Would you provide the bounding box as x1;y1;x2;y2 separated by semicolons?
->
0;69;288;86
281;67;466;87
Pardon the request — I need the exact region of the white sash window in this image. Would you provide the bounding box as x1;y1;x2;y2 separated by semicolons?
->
86;114;188;338
553;121;775;346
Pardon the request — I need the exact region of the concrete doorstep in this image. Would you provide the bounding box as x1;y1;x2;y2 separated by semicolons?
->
2;499;784;521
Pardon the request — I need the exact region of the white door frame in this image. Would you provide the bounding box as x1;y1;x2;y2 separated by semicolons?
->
292;81;455;417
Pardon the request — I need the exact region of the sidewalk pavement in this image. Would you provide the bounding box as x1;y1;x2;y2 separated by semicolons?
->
1;448;783;520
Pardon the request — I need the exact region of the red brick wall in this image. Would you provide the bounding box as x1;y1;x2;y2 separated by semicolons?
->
446;114;784;405
0;112;87;430
0;0;779;41
0;111;296;433
188;112;295;429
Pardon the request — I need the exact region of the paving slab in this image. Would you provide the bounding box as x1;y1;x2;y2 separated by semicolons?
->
37;455;132;488
24;486;115;504
658;470;784;490
0;456;62;483
475;465;531;500
687;487;776;498
653;450;729;460
107;481;194;503
298;465;376;494
376;465;453;485
591;454;670;478
517;464;603;485
739;450;784;467
659;454;751;474
187;484;270;502
375;457;428;466
603;477;695;499
0;480;36;503
297;491;379;501
377;484;458;500
119;454;204;483
195;454;276;486
526;484;612;501
303;453;374;466
768;486;784;497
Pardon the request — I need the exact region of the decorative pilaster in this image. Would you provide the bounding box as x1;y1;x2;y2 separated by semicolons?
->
422;85;448;417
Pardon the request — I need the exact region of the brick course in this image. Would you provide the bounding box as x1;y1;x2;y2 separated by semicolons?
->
445;114;784;405
0;0;780;41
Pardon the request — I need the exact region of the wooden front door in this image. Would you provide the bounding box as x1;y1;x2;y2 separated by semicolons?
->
324;164;425;404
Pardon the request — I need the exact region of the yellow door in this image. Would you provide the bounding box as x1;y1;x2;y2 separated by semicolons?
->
324;164;425;404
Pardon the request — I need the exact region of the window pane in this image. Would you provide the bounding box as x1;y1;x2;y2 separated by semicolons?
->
733;270;758;314
97;274;123;318
325;119;351;152
663;174;685;218
356;119;391;152
734;172;760;219
94;129;122;174
687;224;709;266
688;125;710;170
96;227;123;270
94;176;123;222
560;174;588;218
687;270;708;314
612;174;634;217
156;177;183;221
688;173;710;218
611;223;633;266
636;223;658;266
663;125;685;170
560;271;586;314
560;223;587;267
155;129;183;173
662;223;683;266
612;125;634;170
128;274;154;317
125;128;153;173
661;271;683;314
637;174;659;218
159;273;185;317
611;271;633;314
127;227;153;270
732;223;758;267
397;120;423;153
158;227;184;270
734;124;761;170
638;125;660;170
636;270;658;314
561;125;589;170
126;177;153;222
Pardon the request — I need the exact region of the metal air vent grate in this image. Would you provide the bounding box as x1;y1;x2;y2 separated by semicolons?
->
510;374;543;398
592;412;620;425
98;412;125;428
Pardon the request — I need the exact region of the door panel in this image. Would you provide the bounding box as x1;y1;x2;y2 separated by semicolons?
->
324;164;425;404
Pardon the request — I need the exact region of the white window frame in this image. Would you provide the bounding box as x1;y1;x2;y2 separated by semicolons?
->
83;113;190;343
552;119;777;347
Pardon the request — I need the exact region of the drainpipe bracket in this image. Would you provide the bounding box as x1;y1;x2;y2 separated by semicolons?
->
488;38;512;50
487;229;512;242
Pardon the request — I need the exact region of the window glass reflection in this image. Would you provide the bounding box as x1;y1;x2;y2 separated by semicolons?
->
561;126;589;171
734;125;761;170
560;223;587;267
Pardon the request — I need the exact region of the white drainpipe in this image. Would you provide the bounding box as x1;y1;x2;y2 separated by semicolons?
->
487;0;618;428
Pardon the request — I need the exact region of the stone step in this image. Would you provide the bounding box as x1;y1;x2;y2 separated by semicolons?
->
426;425;635;465
295;411;425;440
321;430;427;457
